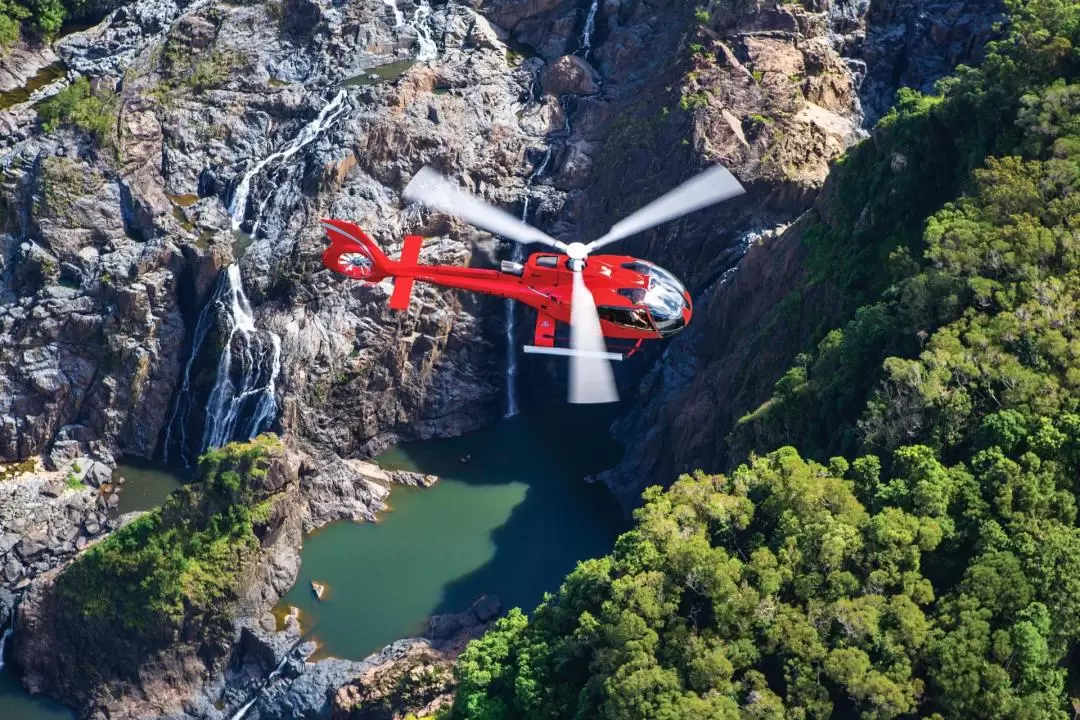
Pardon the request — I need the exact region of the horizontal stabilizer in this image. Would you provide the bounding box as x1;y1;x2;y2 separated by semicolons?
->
522;345;624;361
389;278;414;310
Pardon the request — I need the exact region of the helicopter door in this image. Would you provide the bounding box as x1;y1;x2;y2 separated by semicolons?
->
532;312;557;347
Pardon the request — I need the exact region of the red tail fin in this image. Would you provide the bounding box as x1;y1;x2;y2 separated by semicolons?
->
321;219;393;281
388;235;423;310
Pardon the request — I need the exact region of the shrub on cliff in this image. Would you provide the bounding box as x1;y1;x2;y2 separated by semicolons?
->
0;0;122;43
54;434;281;668
444;0;1080;717
37;77;117;147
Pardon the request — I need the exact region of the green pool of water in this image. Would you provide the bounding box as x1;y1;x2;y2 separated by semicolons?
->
0;655;75;720
112;457;189;515
0;62;65;112
275;404;628;660
342;60;416;88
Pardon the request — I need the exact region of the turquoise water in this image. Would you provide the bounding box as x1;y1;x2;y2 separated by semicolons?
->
276;404;628;660
0;654;75;720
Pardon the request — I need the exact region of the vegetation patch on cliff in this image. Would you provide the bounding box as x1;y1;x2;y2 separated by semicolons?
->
37;77;118;147
54;434;283;667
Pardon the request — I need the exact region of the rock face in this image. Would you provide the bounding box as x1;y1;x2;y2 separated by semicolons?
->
538;0;1005;511
0;457;122;591
329;596;502;720
13;437;306;719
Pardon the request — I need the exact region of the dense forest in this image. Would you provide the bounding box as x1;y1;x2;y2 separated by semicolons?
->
441;0;1080;717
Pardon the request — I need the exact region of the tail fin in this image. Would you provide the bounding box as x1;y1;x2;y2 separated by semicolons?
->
321;219;393;281
388;235;423;310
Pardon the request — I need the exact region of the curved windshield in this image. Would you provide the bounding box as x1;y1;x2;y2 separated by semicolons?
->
642;265;688;336
619;260;689;336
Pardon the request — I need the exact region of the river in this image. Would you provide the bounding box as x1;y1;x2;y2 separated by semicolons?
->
0;404;627;713
0;665;73;720
275;404;627;660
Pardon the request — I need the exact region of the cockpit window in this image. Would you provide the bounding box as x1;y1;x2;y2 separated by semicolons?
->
536;255;559;268
644;280;686;322
598;306;653;330
621;261;652;276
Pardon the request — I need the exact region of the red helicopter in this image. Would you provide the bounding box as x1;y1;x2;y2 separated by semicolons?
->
321;164;745;404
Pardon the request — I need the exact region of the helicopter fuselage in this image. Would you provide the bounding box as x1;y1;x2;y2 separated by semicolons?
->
320;220;693;353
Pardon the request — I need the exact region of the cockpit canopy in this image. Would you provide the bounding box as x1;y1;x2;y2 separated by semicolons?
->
616;261;691;337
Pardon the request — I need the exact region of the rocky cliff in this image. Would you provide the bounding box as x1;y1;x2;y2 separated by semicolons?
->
570;0;1003;510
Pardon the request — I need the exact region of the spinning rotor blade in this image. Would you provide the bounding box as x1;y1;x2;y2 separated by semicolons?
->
569;270;619;404
585;165;746;253
403;166;567;251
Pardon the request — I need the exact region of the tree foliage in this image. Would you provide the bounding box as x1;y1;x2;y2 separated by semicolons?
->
443;0;1080;717
0;0;119;46
37;76;117;146
54;434;282;672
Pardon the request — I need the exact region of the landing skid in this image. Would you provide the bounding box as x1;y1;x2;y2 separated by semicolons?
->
523;346;625;361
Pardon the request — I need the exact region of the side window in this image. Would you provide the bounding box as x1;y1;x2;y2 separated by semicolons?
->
620;261;652;276
598;306;652;330
535;255;559;268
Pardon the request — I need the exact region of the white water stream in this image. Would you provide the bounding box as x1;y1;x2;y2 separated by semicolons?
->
580;0;599;58
504;147;554;417
201;265;282;452
228;90;349;231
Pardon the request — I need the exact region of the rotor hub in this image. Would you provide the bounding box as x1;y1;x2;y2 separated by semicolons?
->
566;242;588;261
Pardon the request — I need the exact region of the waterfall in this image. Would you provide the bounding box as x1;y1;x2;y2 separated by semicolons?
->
229;89;349;232
412;0;438;62
228;696;258;720
579;0;599;58
161;266;281;464
201;265;282;452
0;625;11;672
504;148;554;417
383;0;404;26
163;277;222;466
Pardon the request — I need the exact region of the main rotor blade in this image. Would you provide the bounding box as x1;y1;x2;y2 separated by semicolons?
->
569;269;619;404
403;166;567;252
585;165;746;253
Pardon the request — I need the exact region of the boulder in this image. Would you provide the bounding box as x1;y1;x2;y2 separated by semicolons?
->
539;55;601;96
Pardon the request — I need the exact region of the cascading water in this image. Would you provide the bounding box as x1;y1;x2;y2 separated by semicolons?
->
161;267;281;465
383;0;404;27
228;695;259;720
579;0;599;59
200;265;282;452
162;276;221;466
228;89;348;232
504;148;553;417
412;0;438;62
164;88;351;464
0;625;12;672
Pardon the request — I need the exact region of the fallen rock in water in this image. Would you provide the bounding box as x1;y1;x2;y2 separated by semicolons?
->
311;581;327;600
386;469;438;487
